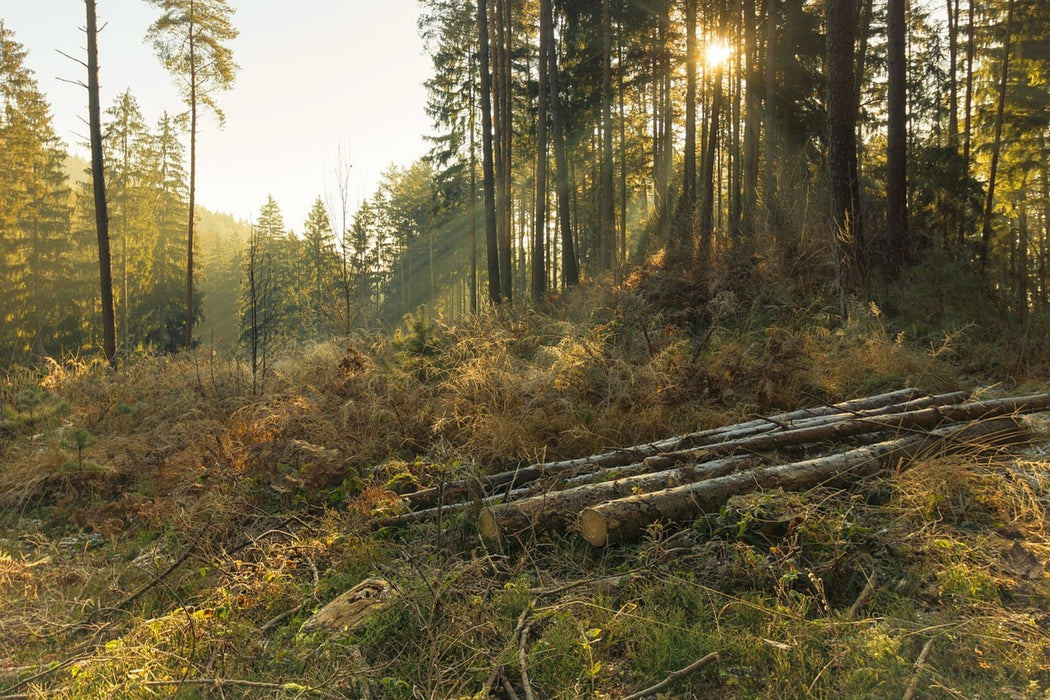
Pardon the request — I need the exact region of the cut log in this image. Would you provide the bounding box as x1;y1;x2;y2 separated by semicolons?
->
402;388;929;510
579;416;1027;546
479;455;765;541
642;394;1050;471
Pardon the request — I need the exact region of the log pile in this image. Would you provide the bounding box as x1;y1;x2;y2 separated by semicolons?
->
383;389;1050;546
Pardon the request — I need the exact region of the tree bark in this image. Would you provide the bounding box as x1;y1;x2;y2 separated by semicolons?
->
86;0;117;368
546;3;578;287
580;417;1027;546
185;0;197;348
885;0;908;275
533;0;551;303
763;0;778;224
825;0;862;309
683;0;698;210
698;61;724;279
497;0;514;301
477;0;502;304
979;0;1016;270
961;0;975;246
479;455;765;540
946;0;959;148
599;0;616;271
643;394;1050;471
742;0;759;236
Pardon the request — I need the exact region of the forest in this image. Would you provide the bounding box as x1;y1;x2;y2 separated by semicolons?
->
1;0;1048;365
1;0;1050;697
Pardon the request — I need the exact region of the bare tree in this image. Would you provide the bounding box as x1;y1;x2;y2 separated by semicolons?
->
86;0;116;367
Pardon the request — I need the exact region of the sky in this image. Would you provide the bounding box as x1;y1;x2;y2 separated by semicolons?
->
1;0;434;229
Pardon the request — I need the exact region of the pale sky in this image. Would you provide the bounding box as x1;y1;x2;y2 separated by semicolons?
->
1;0;434;229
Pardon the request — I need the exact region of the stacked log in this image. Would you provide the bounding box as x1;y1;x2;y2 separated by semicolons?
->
382;390;1050;546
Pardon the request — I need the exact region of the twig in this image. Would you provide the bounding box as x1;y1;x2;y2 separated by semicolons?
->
256;602;307;634
141;678;309;691
621;651;720;700
902;636;936;700
1;657;79;694
847;571;878;618
518;622;535;700
500;674;522;700
94;543;197;621
530;574;626;596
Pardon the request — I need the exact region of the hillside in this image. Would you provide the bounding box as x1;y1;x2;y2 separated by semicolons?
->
1;277;1048;698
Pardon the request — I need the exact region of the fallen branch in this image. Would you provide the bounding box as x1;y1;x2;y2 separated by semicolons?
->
580;416;1027;546
621;651;720;700
141;678;316;692
902;636;937;700
847;572;878;618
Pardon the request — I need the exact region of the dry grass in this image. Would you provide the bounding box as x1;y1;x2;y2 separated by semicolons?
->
1;276;1048;698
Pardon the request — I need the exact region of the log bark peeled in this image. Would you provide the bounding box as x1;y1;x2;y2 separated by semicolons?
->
579;416;1028;546
642;394;1050;471
403;388;929;510
479;454;764;541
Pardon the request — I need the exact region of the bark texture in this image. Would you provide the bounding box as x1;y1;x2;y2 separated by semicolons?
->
580;417;1027;546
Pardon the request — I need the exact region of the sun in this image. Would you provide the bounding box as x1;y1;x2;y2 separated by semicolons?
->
704;39;732;68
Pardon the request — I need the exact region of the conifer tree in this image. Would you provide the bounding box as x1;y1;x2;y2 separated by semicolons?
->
241;195;292;388
136;112;190;352
302;196;337;335
0;24;75;358
104;90;150;352
145;0;238;348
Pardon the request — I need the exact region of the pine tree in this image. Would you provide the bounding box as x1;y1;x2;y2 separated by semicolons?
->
145;0;238;348
301;196;337;335
86;0;117;367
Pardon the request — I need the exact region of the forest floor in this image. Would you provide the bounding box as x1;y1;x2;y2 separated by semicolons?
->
2;273;1050;698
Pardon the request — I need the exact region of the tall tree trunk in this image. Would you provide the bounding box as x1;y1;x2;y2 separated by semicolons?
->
729;7;743;242
853;0;874;179
763;0;777;226
979;0;1015;270
619;18;628;268
185;0;197;348
546;2;578;286
683;0;698;211
86;0;116;368
1017;197;1028;312
497;0;514;301
961;0;975;246
533;0;550;303
469;66;479;314
1042;133;1050;311
826;0;862;309
886;0;908;276
742;0;759;236
947;0;959;147
655;0;673;244
476;0;501;304
599;0;616;271
698;64;725;281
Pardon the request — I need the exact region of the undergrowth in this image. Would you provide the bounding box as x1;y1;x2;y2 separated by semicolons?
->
0;275;1048;698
